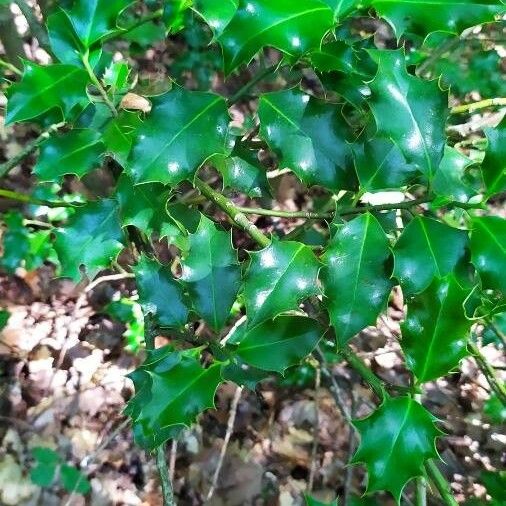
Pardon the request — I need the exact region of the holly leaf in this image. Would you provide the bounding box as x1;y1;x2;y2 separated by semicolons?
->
60;465;91;495
114;174;170;237
63;0;133;48
5;62;89;124
126;87;231;185
218;0;334;74
352;137;418;192
213;148;271;198
34;129;105;182
352;396;443;502
0;212;30;273
231;316;324;373
470;216;506;296
54;199;125;281
433;145;480;203
193;0;239;35
371;0;505;38
482;118;506;197
258;89;355;191
244;240;321;326
320;213;393;344
393;216;469;295
103;111;143;166
180;216;240;330
47;9;85;65
320;0;361;19
133;255;189;329
401;276;472;383
368;49;448;179
125;346;222;450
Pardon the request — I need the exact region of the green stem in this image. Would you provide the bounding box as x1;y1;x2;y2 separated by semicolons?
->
13;0;52;54
194;177;271;248
416;477;427;506
229;63;280;104
100;9;164;44
339;346;385;400
425;460;458;506
236;206;333;220
145;315;175;506
450;97;506;114
468;341;506;405
0;122;65;179
0;188;78;208
0;57;22;76
82;50;118;117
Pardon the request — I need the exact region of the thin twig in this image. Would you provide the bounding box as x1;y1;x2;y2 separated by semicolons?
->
308;366;321;492
425;460;458;506
0;188;78;208
84;272;135;293
206;385;243;501
169;439;177;483
0;57;22;76
229;63;280;104
450;97;506;115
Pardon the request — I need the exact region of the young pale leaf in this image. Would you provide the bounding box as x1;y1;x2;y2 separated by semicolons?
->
218;0;334;74
244;240;320;326
352;137;418;192
368;49;448;179
63;0;133;48
103;111;143;166
371;0;505;38
401;276;472;383
125;347;222;450
126;87;231;185
34;129;105;182
232;316;324;373
133;255;189;328
193;0;238;35
393;216;469;295
433;146;479;203
470;216;506;296
181;216;240;330
5;62;89;124
320;213;393;344
54;199;125;281
352;396;443;503
114;174;170;237
258;89;355;191
482;118;506;197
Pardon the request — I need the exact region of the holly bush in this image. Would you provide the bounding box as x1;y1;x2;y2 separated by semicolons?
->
1;0;505;505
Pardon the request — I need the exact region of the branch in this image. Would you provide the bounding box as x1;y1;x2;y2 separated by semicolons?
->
468;341;506;405
100;9;164;44
206;385;243;501
0;188;80;208
0;122;65;178
425;460;458;506
236;206;333;220
229;63;280;104
0;57;22;76
450;98;506;115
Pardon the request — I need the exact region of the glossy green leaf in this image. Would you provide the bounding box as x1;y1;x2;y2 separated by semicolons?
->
218;0;334;73
34;129;105;182
321;213;393;344
401;276;472;382
309;40;358;74
368;49;448;179
352;137;418;192
126;87;231;185
125;346;222;449
103;111;143;166
5;62;89;124
63;0;133;47
484;393;506;424
164;0;192;33
47;9;85;66
114;174;170;237
30;447;60;488
321;0;361;18
433;145;479;203
352;396;442;502
181;216;241;330
133;255;189;328
0;212;30;273
482;118;506;197
470;216;506;296
213;148;271;198
244;240;320;326
258;89;354;191
393;216;469;295
481;471;506;504
193;0;238;35
371;0;505;38
54;199;125;281
60;465;91;495
232;316;324;373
